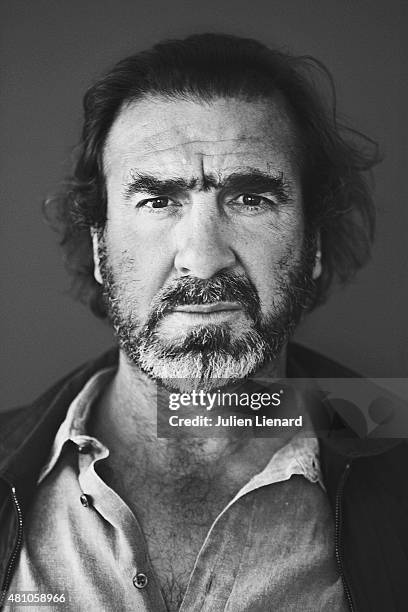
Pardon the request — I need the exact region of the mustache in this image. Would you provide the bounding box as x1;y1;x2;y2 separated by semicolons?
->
144;271;262;332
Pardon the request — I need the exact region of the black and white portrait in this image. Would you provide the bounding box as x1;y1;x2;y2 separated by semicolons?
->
1;2;407;611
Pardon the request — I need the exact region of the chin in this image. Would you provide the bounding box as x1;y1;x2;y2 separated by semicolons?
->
126;323;275;393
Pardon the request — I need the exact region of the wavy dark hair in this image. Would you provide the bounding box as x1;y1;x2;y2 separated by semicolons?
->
44;33;380;318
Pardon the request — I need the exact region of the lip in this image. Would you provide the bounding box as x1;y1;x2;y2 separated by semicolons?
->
171;302;242;314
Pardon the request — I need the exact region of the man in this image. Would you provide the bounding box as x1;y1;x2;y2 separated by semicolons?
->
0;33;406;612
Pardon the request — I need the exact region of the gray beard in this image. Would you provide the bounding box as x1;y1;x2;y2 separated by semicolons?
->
98;238;317;391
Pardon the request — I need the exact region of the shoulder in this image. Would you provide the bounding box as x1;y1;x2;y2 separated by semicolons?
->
0;348;119;464
288;342;404;458
287;342;359;378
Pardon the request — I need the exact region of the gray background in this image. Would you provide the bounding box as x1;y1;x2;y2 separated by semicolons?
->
1;0;407;409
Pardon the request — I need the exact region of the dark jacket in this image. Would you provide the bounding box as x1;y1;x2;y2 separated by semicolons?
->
0;344;407;611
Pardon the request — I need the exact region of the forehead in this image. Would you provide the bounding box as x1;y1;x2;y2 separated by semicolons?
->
103;94;299;180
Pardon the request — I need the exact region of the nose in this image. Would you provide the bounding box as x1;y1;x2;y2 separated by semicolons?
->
174;204;236;279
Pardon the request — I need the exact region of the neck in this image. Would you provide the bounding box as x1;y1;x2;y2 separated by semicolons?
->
89;347;294;473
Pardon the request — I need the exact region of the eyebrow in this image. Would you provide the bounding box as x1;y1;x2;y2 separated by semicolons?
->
123;169;292;204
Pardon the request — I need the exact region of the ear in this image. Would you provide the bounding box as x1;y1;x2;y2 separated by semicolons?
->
91;228;103;285
312;233;322;280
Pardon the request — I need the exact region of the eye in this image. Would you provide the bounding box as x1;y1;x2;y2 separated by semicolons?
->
137;196;172;209
232;193;275;209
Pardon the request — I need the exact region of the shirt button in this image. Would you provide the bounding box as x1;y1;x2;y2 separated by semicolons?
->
133;573;148;589
80;494;92;507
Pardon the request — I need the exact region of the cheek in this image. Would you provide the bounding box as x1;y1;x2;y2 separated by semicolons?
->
236;218;304;308
103;217;175;311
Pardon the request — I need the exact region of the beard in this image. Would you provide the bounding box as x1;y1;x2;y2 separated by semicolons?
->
97;235;317;391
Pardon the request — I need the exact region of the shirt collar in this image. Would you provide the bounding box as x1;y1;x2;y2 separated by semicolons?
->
37;368;324;491
37;367;115;483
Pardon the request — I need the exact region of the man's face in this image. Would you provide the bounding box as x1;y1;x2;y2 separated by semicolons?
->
95;95;319;389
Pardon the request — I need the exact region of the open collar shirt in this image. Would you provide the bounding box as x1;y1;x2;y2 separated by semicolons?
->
7;368;348;611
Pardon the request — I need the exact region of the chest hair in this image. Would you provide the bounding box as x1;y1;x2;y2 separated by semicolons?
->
98;451;236;610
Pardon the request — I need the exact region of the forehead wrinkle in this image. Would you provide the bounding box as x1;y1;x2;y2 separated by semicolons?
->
121;136;260;159
106;92;300;160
